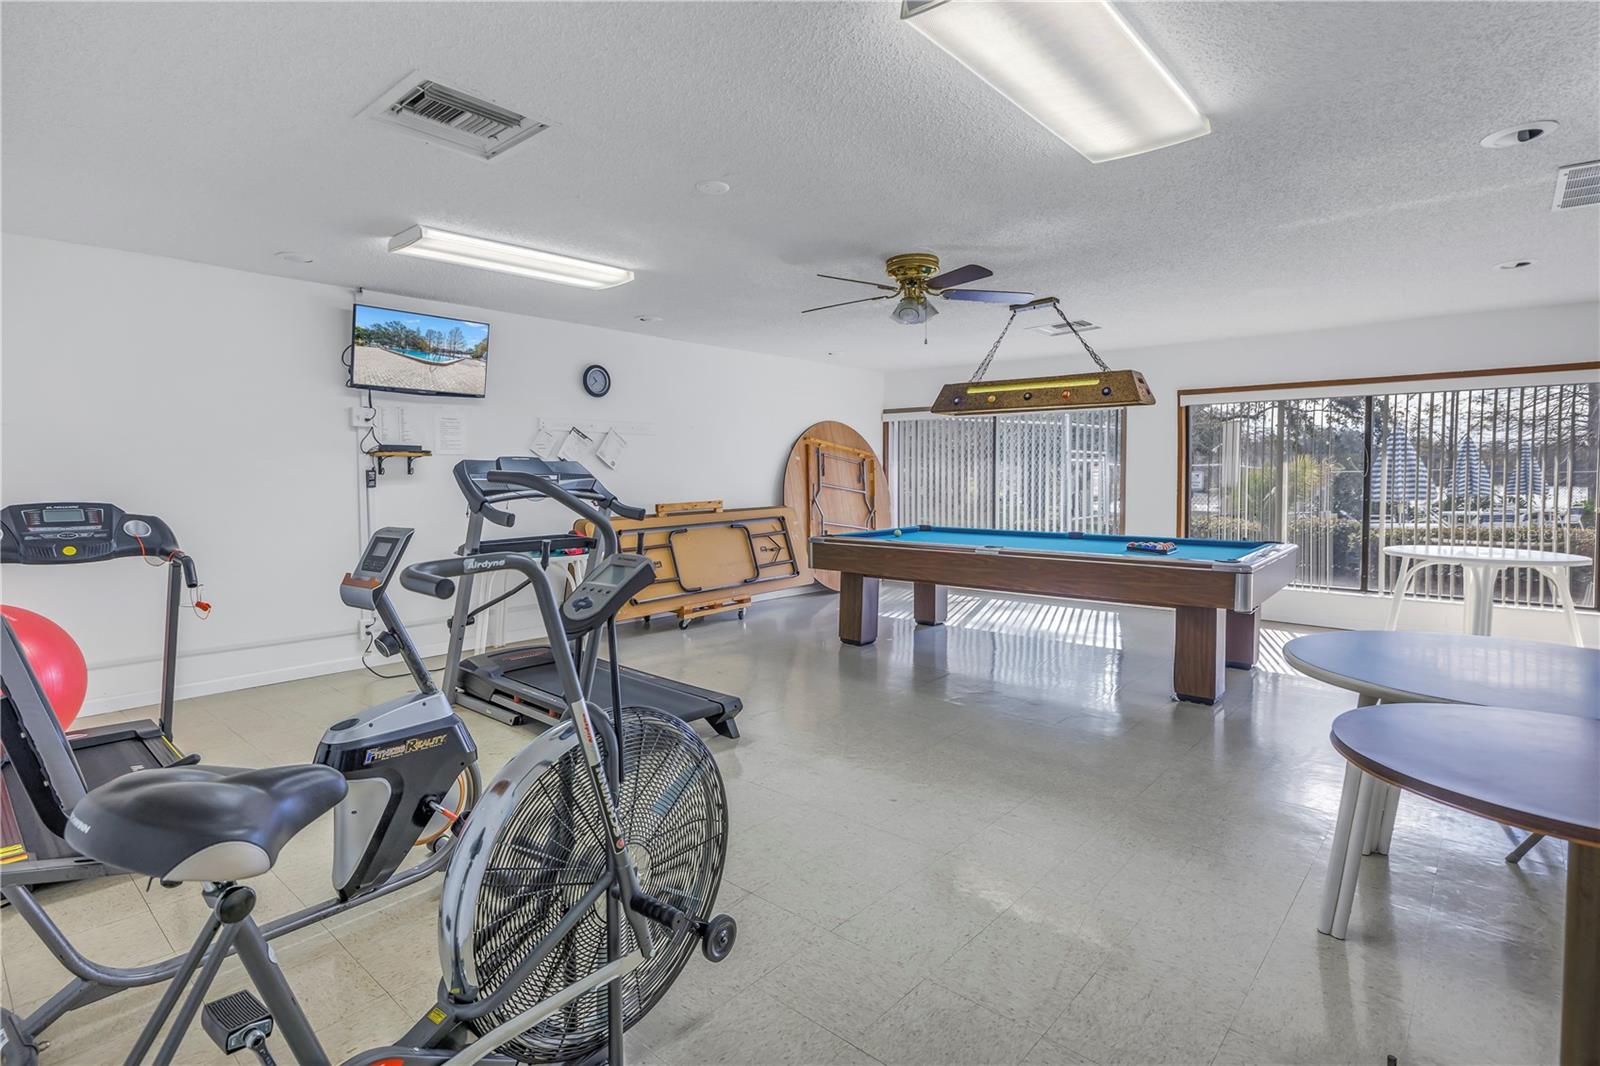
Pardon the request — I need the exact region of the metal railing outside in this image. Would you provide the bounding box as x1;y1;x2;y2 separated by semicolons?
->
1186;381;1598;609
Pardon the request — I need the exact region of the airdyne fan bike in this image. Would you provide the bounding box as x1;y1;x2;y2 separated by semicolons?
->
52;471;735;1066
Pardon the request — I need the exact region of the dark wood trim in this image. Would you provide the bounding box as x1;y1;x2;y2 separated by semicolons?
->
1175;361;1599;402
882;405;933;415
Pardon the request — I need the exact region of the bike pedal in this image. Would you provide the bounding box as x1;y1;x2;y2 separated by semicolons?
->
202;990;274;1055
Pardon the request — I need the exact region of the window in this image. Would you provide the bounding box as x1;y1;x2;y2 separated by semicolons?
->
887;410;1124;532
1184;375;1598;609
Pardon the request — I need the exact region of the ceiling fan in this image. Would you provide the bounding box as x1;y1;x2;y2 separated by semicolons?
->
802;253;1032;325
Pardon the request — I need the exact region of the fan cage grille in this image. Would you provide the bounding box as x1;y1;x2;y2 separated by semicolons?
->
466;708;728;1062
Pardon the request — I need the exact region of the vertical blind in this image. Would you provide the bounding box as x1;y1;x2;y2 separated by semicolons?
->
887;410;1124;532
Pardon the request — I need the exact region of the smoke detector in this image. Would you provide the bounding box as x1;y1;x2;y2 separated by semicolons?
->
1030;319;1101;336
362;73;548;161
1552;160;1600;211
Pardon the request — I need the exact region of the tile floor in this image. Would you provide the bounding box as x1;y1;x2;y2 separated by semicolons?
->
0;586;1569;1065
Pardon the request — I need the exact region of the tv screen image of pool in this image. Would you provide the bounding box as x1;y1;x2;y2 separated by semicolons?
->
350;303;490;398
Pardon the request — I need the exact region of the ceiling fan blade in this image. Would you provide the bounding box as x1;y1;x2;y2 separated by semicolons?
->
939;288;1035;303
926;263;992;290
817;273;898;291
801;294;896;314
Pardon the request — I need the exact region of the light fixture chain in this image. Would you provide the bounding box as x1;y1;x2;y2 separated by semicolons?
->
969;309;1019;382
1053;303;1111;372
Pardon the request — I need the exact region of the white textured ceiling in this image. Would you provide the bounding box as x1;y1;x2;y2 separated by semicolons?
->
3;1;1597;371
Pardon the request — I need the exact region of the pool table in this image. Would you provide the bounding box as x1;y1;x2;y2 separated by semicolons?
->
809;526;1299;704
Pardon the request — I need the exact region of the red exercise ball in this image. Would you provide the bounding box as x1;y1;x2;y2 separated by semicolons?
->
2;605;88;730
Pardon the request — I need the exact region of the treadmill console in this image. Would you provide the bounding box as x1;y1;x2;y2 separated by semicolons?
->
1;502;180;565
561;553;656;634
341;527;415;612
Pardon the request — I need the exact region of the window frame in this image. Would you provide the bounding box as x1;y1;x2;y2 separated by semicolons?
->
1176;360;1600;608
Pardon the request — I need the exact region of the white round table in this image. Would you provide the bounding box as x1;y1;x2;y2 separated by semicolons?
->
1382;544;1591;646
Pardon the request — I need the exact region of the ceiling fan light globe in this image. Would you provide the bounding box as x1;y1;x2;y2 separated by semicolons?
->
891;296;932;324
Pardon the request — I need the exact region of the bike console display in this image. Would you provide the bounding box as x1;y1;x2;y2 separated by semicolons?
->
561;553;656;634
341;527;415;612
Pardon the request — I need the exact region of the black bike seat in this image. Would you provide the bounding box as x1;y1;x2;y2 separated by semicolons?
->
65;764;347;882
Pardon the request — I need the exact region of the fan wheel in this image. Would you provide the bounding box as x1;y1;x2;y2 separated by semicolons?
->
464;708;729;1063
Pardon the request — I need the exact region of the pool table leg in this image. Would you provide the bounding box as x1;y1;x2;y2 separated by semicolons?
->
914;582;947;626
1173;606;1226;704
839;573;880;646
1225;609;1260;669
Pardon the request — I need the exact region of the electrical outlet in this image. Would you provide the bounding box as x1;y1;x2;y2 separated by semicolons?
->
350;405;375;428
366;469;378;488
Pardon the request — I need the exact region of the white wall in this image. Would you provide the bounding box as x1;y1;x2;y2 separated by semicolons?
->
1;234;884;713
884;302;1600;643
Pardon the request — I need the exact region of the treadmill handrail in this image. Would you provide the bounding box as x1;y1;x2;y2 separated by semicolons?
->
485;470;623;558
452;458;645;530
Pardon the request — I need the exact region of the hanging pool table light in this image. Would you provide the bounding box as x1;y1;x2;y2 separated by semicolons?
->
931;297;1156;414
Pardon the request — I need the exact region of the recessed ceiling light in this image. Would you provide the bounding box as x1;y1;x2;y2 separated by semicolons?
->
900;0;1209;163
694;180;731;195
275;251;314;263
1495;259;1536;270
635;315;662;323
388;225;633;289
1480;122;1558;149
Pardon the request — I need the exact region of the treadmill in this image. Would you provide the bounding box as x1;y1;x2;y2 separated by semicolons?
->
444;458;742;738
0;502;201;886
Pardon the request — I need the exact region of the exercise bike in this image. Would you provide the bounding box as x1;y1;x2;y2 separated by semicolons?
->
0;527;479;1064
55;471;736;1065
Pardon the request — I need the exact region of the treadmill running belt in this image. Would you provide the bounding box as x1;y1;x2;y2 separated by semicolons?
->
458;647;741;739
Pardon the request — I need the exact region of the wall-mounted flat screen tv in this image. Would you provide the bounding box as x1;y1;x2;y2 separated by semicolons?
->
350;303;490;398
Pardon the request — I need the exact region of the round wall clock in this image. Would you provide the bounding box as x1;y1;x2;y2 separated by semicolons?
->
582;364;611;397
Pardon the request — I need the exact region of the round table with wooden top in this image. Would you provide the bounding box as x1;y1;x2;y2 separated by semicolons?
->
1287;632;1600;936
1330;704;1600;1066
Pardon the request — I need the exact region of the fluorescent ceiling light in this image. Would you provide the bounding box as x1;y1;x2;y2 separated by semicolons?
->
387;225;633;289
901;0;1210;163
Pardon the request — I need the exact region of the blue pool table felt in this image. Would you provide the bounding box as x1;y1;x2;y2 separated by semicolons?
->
833;526;1272;564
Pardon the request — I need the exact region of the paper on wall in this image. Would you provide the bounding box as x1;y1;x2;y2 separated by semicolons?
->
375;404;429;449
435;413;467;455
530;426;559;458
557;427;593;461
595;429;627;469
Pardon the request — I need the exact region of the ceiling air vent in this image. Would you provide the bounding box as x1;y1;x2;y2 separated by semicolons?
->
362;73;548;161
1030;319;1101;337
1552;160;1600;210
